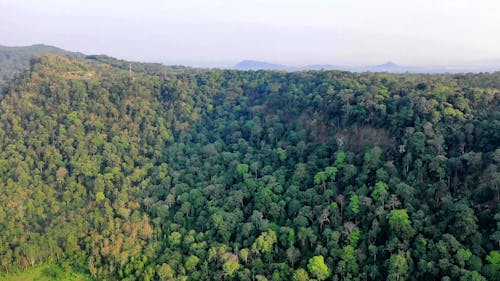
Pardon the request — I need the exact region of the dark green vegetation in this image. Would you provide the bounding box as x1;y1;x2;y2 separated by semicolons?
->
0;55;499;280
0;44;83;87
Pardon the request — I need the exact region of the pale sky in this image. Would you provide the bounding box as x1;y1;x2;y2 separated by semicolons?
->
1;0;499;67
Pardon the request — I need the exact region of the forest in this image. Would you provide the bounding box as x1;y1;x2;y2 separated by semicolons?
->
0;44;83;88
0;54;498;281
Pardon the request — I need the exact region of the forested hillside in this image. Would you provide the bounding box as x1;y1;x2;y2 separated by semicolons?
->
0;55;499;281
0;44;83;88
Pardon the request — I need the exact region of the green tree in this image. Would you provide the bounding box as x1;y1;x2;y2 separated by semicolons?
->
239;248;250;265
251;230;277;260
314;171;327;192
236;163;249;176
388;251;409;281
292;268;309;281
185;255;199;272
307;255;330;281
388;209;414;240
223;260;241;277
95;191;106;202
485;250;500;280
350;194;360;215
157;263;175;280
456;248;472;268
372;181;388;205
340;245;358;275
326;166;338;179
169;232;182;247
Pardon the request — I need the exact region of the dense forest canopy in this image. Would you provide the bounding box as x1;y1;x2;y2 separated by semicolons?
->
0;55;499;281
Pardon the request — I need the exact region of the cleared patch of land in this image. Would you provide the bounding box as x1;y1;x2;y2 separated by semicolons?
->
0;264;92;281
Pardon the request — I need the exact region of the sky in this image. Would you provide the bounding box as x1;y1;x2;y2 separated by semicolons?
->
1;0;499;67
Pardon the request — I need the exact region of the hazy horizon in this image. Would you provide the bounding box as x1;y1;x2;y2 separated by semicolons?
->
1;0;500;68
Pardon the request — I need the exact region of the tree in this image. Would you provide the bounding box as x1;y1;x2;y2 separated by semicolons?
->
292;268;309;281
169;232;182;247
486;250;500;270
459;271;486;281
277;148;287;162
350;194;360;215
286;247;300;267
251;230;277;260
239;248;250;265
223;260;241;277
307;255;330;281
347;228;361;246
326;166;338;180
158;263;175;280
388;209;414;240
340;245;358;275
372;181;388;205
388;251;409;281
185;255;199;272
363;146;383;170
484;250;500;280
450;203;478;241
236;163;249;177
314;171;327;192
95;191;106;202
335;151;346;167
456;248;472;268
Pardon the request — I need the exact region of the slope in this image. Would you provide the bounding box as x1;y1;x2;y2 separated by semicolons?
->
0;55;498;280
0;44;84;87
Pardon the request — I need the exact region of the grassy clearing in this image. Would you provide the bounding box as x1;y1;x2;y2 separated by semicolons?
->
0;264;92;281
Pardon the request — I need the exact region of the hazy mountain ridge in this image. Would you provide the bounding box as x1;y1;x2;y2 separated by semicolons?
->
2;44;499;88
234;59;500;73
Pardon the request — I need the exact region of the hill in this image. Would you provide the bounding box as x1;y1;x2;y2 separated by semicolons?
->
0;44;84;87
0;55;498;280
0;44;208;90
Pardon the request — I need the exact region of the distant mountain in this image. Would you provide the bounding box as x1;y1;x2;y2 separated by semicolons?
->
0;44;84;87
233;60;500;73
234;60;296;71
301;64;348;71
367;61;403;72
233;60;411;72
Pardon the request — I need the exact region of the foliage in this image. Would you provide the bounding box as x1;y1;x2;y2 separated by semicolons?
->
0;264;92;281
0;55;498;280
307;256;330;281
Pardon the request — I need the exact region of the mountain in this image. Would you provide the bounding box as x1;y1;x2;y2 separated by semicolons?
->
0;54;498;281
300;64;348;71
366;61;402;72
234;60;297;71
0;44;84;87
233;60;412;72
233;60;500;73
